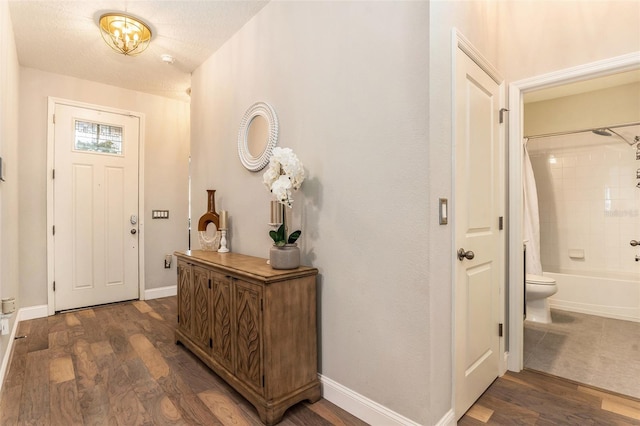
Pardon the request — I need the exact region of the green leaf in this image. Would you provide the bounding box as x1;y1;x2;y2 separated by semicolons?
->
269;230;279;243
288;230;301;244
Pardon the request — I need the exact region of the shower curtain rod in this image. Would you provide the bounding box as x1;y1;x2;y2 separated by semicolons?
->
524;122;640;141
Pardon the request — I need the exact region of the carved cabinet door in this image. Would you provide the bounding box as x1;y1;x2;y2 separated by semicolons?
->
177;260;193;336
192;265;212;353
234;279;263;394
212;271;233;371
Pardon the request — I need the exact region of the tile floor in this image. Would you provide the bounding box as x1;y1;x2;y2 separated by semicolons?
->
524;309;640;399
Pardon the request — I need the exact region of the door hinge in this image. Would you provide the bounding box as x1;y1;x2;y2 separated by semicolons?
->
499;108;509;124
52;225;55;235
52;169;55;179
52;114;55;124
53;281;56;291
498;323;503;337
209;338;213;348
499;216;504;230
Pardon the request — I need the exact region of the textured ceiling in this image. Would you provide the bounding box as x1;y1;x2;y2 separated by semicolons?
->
8;0;269;102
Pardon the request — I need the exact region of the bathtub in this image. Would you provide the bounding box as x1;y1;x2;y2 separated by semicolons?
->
545;269;640;322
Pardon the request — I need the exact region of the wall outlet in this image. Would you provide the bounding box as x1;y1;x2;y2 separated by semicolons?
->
164;254;172;269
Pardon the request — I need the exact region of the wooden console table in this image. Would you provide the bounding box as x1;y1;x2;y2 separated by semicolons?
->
174;250;321;425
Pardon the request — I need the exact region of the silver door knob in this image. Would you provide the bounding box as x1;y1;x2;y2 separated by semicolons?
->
130;229;137;235
630;240;639;247
457;248;475;261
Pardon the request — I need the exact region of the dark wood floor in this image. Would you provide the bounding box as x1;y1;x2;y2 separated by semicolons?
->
0;296;367;426
3;296;640;426
459;369;640;425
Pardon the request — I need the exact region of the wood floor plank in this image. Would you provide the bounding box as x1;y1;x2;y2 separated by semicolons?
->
49;355;76;384
129;333;171;379
198;388;257;426
157;365;226;425
123;356;189;426
50;379;84;425
461;370;640;426
305;400;369;426
27;317;50;352
466;404;494;422
18;349;51;425
0;385;22;425
1;297;366;426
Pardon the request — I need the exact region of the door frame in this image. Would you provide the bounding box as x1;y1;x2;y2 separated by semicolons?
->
506;52;640;371
46;97;146;315
452;29;507;415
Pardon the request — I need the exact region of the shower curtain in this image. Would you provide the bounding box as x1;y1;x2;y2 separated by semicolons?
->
523;138;543;276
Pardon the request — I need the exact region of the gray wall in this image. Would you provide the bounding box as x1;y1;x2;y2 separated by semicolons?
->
18;68;190;307
0;0;20;372
190;2;432;422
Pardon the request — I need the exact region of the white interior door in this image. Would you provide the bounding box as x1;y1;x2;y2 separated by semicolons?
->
53;103;140;311
454;46;504;418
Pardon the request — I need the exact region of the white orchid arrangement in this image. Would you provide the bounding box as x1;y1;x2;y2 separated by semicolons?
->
263;147;305;246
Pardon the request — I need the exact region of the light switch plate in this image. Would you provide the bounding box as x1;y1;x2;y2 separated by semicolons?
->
439;198;448;225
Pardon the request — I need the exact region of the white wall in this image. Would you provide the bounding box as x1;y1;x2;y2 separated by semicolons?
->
0;0;20;374
190;2;432;423
498;1;640;82
18;68;190;307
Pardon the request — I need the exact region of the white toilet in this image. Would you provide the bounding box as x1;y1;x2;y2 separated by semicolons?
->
525;274;558;324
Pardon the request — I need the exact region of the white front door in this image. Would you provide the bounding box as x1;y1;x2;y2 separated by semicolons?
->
454;45;505;418
53;103;140;311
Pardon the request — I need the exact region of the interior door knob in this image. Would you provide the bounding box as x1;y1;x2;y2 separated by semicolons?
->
131;229;137;235
630;240;639;247
457;248;475;261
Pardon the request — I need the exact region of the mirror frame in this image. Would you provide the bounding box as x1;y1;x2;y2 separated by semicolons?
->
237;102;279;171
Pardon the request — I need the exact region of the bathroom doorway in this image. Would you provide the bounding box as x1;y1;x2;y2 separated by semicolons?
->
506;54;640;398
523;123;640;398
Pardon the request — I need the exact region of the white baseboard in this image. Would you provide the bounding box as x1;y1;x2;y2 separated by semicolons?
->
320;374;423;425
0;304;48;393
144;285;177;300
0;313;20;394
17;304;48;321
436;409;456;426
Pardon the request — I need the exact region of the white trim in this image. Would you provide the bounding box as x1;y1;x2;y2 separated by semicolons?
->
436;410;456;426
319;374;422;426
506;52;640;372
144;285;177;300
17;305;48;321
455;30;503;84
0;305;48;393
0;315;19;393
46;97;146;313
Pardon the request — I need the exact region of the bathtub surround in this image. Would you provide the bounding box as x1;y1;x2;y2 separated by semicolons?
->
528;130;640;275
525;309;640;399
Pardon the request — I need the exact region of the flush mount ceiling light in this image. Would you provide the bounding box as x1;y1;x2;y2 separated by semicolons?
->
99;13;152;56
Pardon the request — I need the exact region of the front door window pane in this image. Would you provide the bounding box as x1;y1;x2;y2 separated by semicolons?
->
74;120;123;155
